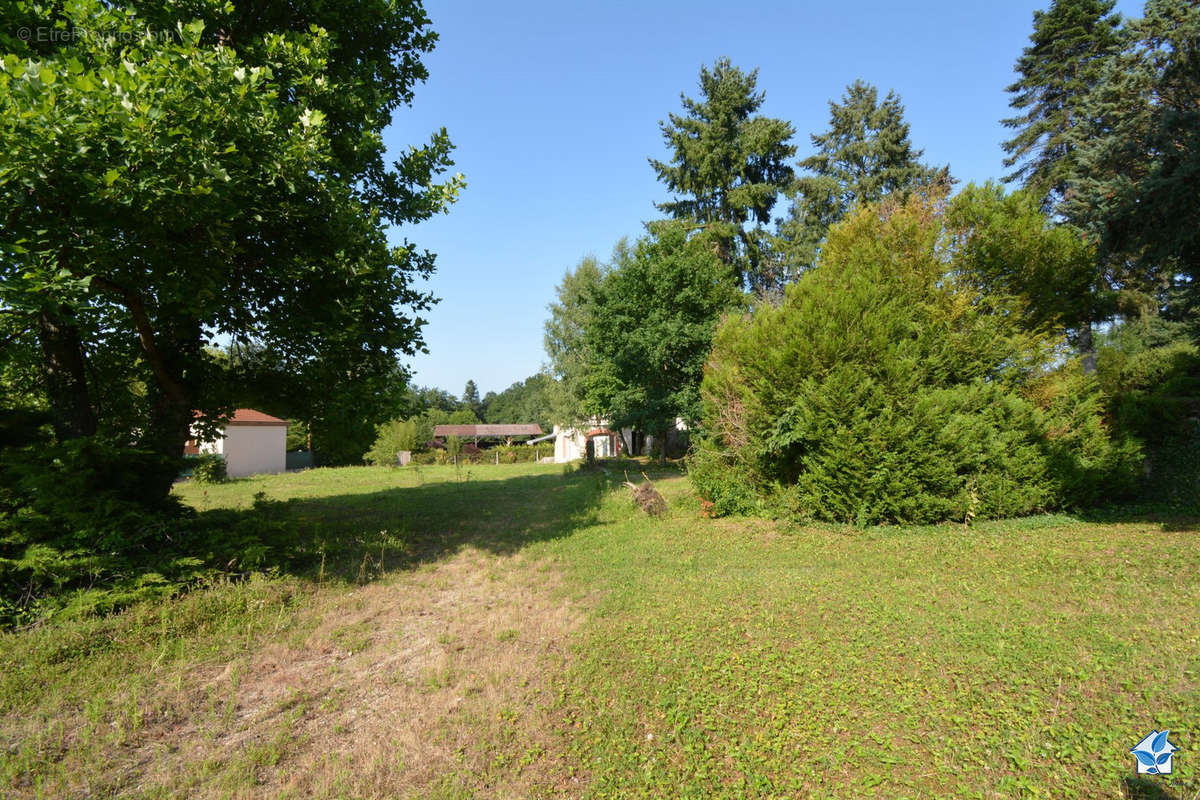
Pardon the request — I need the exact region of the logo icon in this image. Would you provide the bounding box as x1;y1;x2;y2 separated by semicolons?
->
1131;730;1178;775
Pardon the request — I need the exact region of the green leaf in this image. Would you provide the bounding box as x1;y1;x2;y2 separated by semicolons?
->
298;108;325;128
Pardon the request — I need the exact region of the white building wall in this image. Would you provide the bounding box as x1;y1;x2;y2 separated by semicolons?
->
224;425;286;477
198;425;286;477
552;420;629;463
553;424;585;463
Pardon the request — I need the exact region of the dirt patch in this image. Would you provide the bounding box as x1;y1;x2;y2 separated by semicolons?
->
117;547;583;798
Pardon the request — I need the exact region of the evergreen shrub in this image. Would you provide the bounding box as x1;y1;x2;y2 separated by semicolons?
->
694;196;1140;524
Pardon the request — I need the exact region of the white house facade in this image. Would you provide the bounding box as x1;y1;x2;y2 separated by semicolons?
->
193;408;288;477
551;417;691;463
552;423;620;463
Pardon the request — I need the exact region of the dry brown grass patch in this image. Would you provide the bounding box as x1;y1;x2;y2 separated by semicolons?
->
12;547;583;799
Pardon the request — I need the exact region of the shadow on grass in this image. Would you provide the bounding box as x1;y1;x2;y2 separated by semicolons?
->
1073;504;1199;532
7;461;686;627
193;467;625;587
1122;775;1181;799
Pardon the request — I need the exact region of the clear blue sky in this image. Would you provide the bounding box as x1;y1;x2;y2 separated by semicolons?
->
385;0;1141;398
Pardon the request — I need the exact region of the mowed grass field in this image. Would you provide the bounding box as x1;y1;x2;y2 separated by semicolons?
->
2;462;1198;798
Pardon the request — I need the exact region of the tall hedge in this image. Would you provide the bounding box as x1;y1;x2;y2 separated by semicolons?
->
694;192;1140;524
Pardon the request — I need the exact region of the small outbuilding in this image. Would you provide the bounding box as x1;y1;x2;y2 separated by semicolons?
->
552;423;621;462
551;417;688;463
191;408;288;477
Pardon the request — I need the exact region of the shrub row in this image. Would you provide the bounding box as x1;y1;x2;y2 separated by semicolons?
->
406;443;551;466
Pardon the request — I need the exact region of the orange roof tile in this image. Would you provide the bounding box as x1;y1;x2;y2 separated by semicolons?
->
194;408;288;426
227;408;288;426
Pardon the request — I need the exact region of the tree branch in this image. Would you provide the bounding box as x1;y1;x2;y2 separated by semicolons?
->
77;272;190;405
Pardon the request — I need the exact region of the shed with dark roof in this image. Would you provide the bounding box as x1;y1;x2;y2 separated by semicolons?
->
432;424;543;445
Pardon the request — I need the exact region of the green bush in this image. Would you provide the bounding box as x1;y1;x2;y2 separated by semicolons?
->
190;453;228;483
406;443;547;466
410;449;448;465
698;195;1141;524
1095;317;1200;504
1143;420;1200;505
686;439;761;517
0;421;439;628
285;419;310;451
0;436;196;626
364;418;419;466
481;444;547;464
0;433;329;628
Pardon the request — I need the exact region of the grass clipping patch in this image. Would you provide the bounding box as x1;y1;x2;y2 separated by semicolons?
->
623;472;667;516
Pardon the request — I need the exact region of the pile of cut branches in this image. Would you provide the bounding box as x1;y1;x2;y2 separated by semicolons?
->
623;472;667;516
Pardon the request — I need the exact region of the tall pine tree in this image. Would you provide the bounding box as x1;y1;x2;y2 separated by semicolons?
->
780;81;946;273
1001;0;1125;206
461;380;483;419
650;58;796;292
1063;0;1200;321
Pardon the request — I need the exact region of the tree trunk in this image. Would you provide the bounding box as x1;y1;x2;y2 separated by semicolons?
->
136;327;198;501
37;307;96;440
139;388;195;501
122;293;201;502
1078;324;1097;375
658;426;668;465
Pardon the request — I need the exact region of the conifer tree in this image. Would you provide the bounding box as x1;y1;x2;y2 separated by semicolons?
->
1001;0;1125;206
696;194;1139;523
650;58;796;291
780;81;946;273
461;380;483;419
1063;0;1200;319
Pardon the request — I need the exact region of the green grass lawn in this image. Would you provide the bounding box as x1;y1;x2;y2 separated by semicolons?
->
2;462;1197;798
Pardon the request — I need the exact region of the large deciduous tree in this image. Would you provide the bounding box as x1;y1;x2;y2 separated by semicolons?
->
780;80;947;273
581;221;743;462
649;58;796;292
482;373;558;430
0;0;462;489
545;255;606;424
